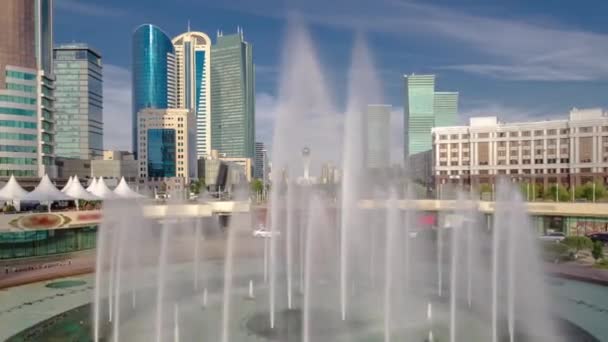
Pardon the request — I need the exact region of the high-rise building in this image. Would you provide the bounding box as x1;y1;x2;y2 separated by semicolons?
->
53;44;103;160
172;31;212;159
254;141;267;179
210;29;255;159
404;74;458;159
365;104;391;169
132;24;176;156
137;108;196;180
434;92;458;127
0;0;56;178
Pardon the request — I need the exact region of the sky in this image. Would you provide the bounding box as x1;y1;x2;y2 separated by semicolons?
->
54;0;608;157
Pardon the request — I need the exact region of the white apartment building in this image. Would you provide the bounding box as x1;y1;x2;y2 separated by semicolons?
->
137;108;196;180
432;108;608;189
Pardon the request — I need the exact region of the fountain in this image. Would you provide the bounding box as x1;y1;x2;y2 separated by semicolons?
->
85;19;589;342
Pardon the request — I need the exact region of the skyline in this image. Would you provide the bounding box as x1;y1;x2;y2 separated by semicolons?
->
54;0;608;159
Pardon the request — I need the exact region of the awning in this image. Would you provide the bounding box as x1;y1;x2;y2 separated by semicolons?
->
21;175;74;202
64;175;100;201
0;175;29;200
91;177;118;199
61;176;74;193
113;177;146;199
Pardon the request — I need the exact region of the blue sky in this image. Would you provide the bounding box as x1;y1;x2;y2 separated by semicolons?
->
54;0;608;154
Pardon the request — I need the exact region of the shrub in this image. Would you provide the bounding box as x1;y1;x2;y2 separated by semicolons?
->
592;241;604;261
541;241;571;263
562;236;593;256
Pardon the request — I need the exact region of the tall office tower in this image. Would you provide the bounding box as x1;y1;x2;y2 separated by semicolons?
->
132;24;175;157
404;74;458;159
0;0;56;178
211;29;255;159
365;104;391;169
434;92;458;128
172;31;212;159
254;141;266;179
53;44;103;160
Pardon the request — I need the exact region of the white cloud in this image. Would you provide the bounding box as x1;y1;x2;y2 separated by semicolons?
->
102;64;132;151
55;0;126;17
220;0;608;81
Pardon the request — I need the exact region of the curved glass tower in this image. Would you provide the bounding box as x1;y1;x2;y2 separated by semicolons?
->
132;24;175;156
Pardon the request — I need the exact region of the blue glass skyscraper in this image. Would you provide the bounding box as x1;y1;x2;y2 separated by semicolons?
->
132;24;175;156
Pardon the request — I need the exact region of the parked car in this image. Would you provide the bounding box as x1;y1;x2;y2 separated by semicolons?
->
252;225;280;238
587;233;608;246
539;232;566;243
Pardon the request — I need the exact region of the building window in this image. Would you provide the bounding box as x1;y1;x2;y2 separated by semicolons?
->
462;134;470;139
510;169;518;174
522;131;531;137
479;170;489;175
547;129;557;135
498;132;506;138
450;143;458;148
510;160;518;165
579;127;593;133
534;130;543;136
523;169;531;174
509;132;518;137
560;158;569;163
450;134;458;139
581;168;592;173
439;162;447;166
547;158;556;164
498;169;507;174
439;135;448;140
534;158;543;164
478;133;489;138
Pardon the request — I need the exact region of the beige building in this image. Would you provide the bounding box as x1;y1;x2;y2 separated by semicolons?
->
91;150;138;182
137;108;196;180
432;108;608;189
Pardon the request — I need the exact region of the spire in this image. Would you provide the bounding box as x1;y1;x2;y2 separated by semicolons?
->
187;20;191;32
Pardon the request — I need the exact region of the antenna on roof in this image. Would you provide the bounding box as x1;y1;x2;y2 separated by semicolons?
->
187;20;191;32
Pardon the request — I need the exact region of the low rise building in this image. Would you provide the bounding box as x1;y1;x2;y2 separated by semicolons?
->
432;108;608;190
137;108;196;181
55;157;91;180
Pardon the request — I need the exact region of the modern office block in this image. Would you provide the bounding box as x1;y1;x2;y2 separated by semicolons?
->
254;141;267;180
404;74;458;159
0;0;56;178
53;44;103;160
210;30;255;159
137;108;195;180
132;24;175;156
365;104;391;169
172;31;212;159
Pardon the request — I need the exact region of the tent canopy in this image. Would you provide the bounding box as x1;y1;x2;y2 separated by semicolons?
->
91;177;118;199
61;176;74;193
64;175;100;201
0;175;29;200
113;177;145;199
21;175;73;202
86;177;98;192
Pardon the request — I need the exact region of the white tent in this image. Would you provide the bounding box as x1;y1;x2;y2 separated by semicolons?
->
21;175;73;205
0;175;28;200
61;176;74;193
113;177;145;199
91;177;118;199
64;175;100;201
86;177;98;192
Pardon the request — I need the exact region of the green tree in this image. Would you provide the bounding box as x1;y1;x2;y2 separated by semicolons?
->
575;182;606;201
189;179;205;195
543;184;570;202
250;179;264;195
562;236;593;256
592;241;604;261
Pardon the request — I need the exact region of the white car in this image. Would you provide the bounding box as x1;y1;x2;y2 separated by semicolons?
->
539;232;566;243
252;226;280;238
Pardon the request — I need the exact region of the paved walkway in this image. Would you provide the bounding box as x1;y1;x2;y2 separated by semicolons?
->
0;274;94;341
545;262;608;286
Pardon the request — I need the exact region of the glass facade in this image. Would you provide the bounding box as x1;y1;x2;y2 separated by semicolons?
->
0;226;97;260
132;25;175;156
404;75;459;158
366;105;391;169
147;128;176;177
53;44;103;159
211;33;255;158
0;67;39;178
